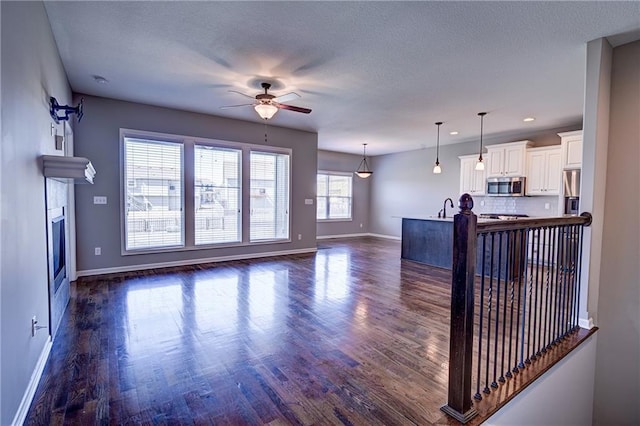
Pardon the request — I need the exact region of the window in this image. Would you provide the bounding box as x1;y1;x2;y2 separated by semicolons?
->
121;130;292;253
317;172;352;220
123;138;184;250
194;145;241;245
250;151;290;241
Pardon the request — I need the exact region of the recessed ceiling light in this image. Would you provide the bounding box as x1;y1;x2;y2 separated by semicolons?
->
449;131;459;135
523;117;535;122
93;75;109;84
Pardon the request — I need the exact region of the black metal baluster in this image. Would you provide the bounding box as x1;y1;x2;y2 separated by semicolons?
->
557;225;568;342
499;230;511;382
553;225;563;345
491;232;502;389
483;233;495;394
540;227;548;352
525;228;536;365
565;225;578;334
531;227;541;361
506;229;517;378
564;225;574;336
575;225;585;330
515;228;528;372
545;226;558;349
474;233;487;401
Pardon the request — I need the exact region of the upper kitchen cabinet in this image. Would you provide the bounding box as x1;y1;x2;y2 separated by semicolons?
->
459;154;486;195
484;140;532;177
526;146;562;195
558;130;583;169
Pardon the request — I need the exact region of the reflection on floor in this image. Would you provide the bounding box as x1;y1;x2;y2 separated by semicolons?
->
26;237;461;425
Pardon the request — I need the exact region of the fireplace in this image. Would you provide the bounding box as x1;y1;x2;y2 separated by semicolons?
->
51;213;66;293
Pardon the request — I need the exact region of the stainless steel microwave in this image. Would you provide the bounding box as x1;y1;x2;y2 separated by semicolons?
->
486;176;526;196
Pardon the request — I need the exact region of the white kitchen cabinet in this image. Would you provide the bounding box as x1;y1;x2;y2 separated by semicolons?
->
558;130;582;169
459;154;486;195
526;146;562;195
485;140;531;177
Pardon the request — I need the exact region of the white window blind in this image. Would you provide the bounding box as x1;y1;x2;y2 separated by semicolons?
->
317;172;352;220
194;145;241;245
124;138;184;250
250;151;290;241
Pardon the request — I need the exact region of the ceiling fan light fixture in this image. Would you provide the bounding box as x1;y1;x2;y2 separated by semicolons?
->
254;103;278;120
433;121;443;174
476;112;487;171
356;143;373;178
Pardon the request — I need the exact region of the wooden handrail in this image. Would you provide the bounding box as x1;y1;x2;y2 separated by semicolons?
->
477;212;592;233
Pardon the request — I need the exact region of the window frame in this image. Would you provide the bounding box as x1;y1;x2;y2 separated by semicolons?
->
193;142;243;247
316;170;354;222
120;128;292;255
121;131;186;254
249;149;292;243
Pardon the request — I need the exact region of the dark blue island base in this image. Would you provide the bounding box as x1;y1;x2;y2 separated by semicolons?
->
401;217;526;280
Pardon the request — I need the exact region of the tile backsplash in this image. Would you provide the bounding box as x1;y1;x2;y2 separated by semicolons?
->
474;196;560;217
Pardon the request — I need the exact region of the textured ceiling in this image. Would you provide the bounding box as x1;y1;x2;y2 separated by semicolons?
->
44;1;640;156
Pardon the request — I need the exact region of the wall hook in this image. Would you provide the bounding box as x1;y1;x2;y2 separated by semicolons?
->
49;97;83;123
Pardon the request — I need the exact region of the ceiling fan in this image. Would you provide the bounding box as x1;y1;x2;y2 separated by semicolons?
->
221;82;312;120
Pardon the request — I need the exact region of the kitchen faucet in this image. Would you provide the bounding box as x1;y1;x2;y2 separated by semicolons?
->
442;197;454;218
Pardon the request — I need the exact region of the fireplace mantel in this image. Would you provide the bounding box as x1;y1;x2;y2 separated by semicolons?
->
41;155;96;184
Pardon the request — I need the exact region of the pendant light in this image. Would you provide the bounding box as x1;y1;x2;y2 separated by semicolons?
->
433;121;443;174
355;143;373;178
475;112;487;171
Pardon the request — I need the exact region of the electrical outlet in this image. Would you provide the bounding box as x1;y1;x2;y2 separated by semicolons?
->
95;247;101;256
360;223;363;228
544;203;550;210
304;199;313;205
298;234;302;240
480;200;485;207
31;316;47;337
93;196;107;205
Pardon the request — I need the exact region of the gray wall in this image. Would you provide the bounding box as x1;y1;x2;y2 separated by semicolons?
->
486;335;597;426
0;2;72;423
317;150;370;237
593;39;640;425
369;127;580;238
73;95;318;273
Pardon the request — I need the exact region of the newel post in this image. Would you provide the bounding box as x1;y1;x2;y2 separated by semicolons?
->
441;194;478;423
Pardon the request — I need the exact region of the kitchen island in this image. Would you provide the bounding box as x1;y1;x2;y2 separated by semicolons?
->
401;217;455;269
401;216;526;280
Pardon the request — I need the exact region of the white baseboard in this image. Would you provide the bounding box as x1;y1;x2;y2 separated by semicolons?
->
76;247;318;277
12;338;53;426
579;317;595;329
317;233;369;240
316;233;402;241
367;233;401;241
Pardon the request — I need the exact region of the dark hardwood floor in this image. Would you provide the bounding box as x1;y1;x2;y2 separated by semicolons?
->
24;237;593;425
26;237;465;425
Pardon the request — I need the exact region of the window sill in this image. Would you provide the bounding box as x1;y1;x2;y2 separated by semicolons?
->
317;218;353;223
122;238;293;256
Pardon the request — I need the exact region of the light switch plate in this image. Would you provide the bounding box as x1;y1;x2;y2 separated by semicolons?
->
305;199;314;205
93;196;107;205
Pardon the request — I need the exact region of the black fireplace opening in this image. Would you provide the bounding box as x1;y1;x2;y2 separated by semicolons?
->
52;215;66;293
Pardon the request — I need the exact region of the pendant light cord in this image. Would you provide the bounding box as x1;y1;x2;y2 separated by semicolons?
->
478;112;487;162
435;122;442;164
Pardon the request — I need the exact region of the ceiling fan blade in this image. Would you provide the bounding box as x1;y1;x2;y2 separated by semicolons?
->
273;92;300;104
220;103;254;109
276;103;312;114
228;90;256;100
